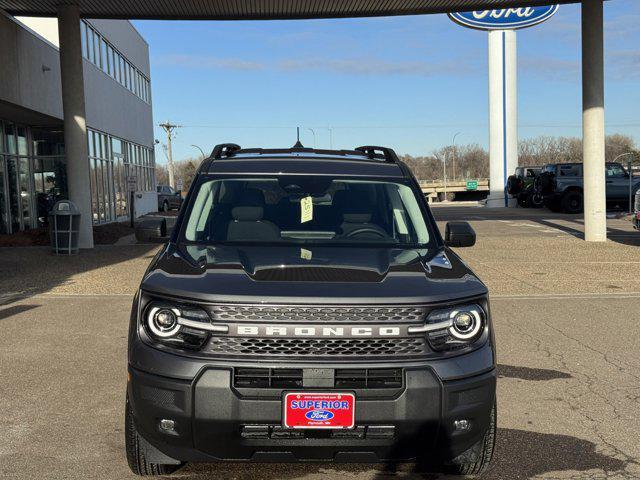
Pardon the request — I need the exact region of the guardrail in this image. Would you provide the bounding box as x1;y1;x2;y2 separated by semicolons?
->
418;179;489;195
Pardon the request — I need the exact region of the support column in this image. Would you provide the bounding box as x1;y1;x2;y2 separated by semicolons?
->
57;4;93;248
582;0;607;242
487;29;518;208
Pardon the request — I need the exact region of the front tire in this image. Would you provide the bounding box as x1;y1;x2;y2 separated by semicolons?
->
446;402;496;476
561;190;584;214
125;397;182;476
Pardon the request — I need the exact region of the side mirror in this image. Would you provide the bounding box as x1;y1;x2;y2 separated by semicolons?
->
445;221;476;248
135;217;167;243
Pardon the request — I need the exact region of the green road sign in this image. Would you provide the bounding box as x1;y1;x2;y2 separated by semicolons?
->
466;180;478;191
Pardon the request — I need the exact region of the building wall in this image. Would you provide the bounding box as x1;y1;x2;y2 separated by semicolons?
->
0;13;63;121
83;19;153;148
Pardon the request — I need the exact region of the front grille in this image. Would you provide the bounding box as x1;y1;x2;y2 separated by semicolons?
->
208;305;426;323
335;368;402;389
208;337;427;357
233;367;403;389
234;368;303;389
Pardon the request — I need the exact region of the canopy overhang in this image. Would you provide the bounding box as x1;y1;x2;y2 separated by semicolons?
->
1;0;579;20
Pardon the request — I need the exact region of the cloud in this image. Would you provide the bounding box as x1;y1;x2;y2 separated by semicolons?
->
608;50;640;81
153;53;476;77
520;49;640;83
519;57;580;82
154;54;264;71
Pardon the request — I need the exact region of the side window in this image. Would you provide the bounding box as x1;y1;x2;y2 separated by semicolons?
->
606;164;626;177
156;186;162;193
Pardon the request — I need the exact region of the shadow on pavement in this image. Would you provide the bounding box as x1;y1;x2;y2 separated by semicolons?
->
169;429;629;480
0;303;40;320
0;244;160;303
497;364;572;381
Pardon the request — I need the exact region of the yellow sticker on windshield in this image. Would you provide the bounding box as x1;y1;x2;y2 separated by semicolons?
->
300;248;312;260
300;196;313;223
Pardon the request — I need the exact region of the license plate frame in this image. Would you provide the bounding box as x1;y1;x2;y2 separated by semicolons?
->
283;392;356;429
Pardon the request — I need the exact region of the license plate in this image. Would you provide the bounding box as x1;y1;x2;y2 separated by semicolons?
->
283;392;355;429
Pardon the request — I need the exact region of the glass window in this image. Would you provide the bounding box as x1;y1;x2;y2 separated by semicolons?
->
0;157;7;233
7;157;20;232
32;128;64;156
93;31;101;67
119;55;125;85
107;46;114;76
16;127;28;156
4;124;16;154
87;26;94;63
100;38;108;72
183;177;433;246
606;164;627;177
80;21;87;58
19;157;32;228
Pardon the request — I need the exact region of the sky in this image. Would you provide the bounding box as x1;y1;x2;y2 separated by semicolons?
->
133;1;640;163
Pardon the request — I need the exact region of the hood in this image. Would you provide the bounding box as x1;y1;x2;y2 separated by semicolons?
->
141;243;487;304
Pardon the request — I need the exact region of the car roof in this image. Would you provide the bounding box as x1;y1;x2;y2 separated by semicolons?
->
200;147;407;178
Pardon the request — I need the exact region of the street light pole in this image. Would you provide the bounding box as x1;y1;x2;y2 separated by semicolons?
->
452;132;462;181
191;144;206;159
307;128;316;148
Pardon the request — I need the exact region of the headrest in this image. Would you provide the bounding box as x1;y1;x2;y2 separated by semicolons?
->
343;213;372;223
240;188;265;206
232;206;264;221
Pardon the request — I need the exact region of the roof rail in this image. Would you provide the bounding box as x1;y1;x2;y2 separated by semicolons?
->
211;143;241;159
355;146;400;163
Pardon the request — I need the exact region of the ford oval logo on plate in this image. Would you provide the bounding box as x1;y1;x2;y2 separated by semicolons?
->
449;6;559;31
305;409;334;421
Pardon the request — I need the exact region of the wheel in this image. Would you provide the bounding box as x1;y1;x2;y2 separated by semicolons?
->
561;190;583;214
517;193;530;208
125;397;182;476
162;200;169;212
446;402;496;476
528;191;545;208
506;176;522;195
545;198;563;213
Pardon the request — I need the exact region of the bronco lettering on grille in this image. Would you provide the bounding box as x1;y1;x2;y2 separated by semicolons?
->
233;325;403;337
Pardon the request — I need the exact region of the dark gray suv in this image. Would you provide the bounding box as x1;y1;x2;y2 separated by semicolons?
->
126;144;496;476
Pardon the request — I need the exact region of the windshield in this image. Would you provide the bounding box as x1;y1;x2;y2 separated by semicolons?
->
182;176;433;247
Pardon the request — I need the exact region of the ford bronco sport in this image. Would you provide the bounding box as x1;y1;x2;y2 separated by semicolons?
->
126;144;496;476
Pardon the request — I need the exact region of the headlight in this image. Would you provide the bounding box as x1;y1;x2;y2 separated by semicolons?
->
143;302;227;350
414;304;486;351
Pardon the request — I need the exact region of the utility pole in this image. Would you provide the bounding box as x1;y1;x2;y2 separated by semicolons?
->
159;121;180;189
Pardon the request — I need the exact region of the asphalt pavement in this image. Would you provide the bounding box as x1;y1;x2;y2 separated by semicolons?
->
1;205;639;480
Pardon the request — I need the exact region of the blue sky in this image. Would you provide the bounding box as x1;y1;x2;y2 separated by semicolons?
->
133;1;640;163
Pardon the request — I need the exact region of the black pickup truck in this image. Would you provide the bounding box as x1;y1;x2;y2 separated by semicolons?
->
535;162;640;214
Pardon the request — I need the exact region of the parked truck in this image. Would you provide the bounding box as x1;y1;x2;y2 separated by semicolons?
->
534;162;640;214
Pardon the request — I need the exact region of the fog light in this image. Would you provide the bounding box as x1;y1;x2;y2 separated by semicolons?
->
159;419;176;433
453;419;471;431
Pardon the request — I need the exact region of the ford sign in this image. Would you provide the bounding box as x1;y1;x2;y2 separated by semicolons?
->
305;410;335;421
449;6;559;31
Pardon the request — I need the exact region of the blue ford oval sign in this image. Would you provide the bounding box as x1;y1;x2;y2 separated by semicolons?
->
449;6;559;31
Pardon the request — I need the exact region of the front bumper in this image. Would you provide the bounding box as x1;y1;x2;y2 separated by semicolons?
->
127;346;496;463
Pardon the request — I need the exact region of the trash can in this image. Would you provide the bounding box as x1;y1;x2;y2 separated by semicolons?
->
49;200;80;254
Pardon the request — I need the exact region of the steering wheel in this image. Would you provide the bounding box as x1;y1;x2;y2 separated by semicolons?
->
345;227;386;238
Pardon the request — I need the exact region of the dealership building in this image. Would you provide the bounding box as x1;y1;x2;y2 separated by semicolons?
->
0;12;155;238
